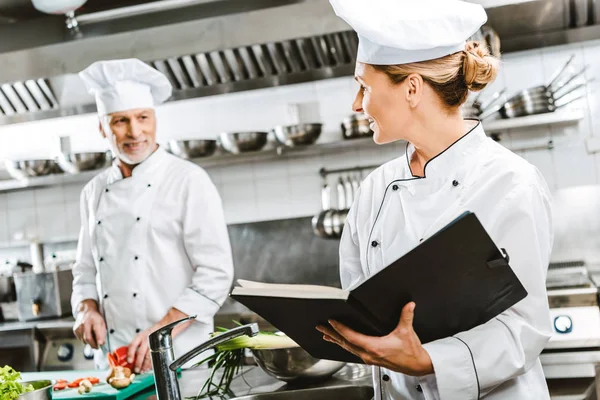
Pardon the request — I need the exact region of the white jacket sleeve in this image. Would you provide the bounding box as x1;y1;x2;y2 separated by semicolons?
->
172;171;234;325
419;179;553;399
339;187;365;290
70;188;99;316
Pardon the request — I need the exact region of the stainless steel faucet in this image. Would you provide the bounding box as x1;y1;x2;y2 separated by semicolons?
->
148;316;259;400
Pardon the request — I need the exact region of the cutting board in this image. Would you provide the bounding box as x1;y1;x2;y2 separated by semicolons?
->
20;370;155;400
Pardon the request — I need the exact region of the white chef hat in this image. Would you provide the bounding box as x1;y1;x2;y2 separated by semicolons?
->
79;58;172;116
329;0;488;65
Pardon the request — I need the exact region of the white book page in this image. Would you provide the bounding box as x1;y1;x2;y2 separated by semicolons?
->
234;280;349;300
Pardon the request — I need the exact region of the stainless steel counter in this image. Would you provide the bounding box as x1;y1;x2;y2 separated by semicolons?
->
0;316;74;332
142;363;373;400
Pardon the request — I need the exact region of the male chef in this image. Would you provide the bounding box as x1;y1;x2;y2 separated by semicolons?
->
71;58;234;372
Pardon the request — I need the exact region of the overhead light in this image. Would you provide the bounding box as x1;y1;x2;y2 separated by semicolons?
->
466;0;539;8
31;0;87;15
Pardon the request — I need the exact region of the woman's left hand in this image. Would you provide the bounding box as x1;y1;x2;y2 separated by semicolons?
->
316;302;434;377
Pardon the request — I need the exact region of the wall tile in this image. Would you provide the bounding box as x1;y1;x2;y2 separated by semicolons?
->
34;186;65;206
0;193;7;211
219;162;255;183
7;207;37;243
501;50;545;93
520;149;557;191
7;190;35;209
221;180;257;224
255;177;292;221
287;153;323;177
65;202;81;239
0;211;8;245
252;159;289;180
37;204;68;241
552;138;598;188
63;183;87;204
289;173;322;218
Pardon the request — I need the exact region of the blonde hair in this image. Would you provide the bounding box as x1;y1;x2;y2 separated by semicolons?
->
372;41;499;108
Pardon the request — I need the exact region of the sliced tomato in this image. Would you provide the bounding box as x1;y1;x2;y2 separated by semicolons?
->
55;379;68;383
53;382;67;391
87;377;100;385
113;346;129;365
112;346;134;369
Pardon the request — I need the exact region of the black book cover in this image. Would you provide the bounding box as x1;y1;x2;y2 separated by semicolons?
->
231;212;528;363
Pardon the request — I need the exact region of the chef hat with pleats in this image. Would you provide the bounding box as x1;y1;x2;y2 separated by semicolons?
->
79;58;172;116
329;0;488;65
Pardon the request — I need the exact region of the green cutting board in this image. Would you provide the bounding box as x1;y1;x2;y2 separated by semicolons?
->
21;370;155;400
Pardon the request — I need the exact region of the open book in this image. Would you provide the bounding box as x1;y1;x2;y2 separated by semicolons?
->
231;212;527;363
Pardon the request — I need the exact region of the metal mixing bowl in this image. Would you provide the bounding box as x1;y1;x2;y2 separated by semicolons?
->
272;123;322;147
341;114;372;140
56;151;111;174
167;139;218;159
251;347;346;383
18;380;53;399
4;159;60;179
218;132;269;154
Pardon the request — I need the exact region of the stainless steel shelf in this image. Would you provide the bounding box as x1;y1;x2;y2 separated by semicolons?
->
482;110;584;132
0;136;381;193
0;110;585;194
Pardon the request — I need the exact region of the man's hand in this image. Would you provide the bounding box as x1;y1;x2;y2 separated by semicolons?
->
127;308;192;374
73;299;107;350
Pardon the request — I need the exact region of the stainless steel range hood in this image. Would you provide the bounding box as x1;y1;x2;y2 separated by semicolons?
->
0;0;598;126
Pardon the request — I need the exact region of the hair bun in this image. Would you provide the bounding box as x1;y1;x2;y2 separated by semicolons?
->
463;41;499;92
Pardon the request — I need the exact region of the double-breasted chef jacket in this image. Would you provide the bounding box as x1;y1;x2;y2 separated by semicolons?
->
340;121;553;399
71;146;234;367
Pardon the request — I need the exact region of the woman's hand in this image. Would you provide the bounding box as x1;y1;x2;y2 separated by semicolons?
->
316;302;434;376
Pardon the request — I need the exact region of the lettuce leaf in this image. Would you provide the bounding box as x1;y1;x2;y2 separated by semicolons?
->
0;365;34;400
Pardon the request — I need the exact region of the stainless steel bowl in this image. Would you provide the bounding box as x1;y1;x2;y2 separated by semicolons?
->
251;347;346;383
218;132;269;154
341;114;372;140
4;159;61;179
18;380;53;399
272;123;322;147
167;139;217;159
56;151;111;174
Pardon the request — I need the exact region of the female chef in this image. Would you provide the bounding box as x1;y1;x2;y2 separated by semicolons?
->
317;1;554;399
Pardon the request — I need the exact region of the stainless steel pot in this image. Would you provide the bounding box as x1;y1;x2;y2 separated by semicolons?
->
18;380;53;399
341;114;373;140
331;178;346;238
56;151;111;174
251;347;345;383
312;183;331;238
218;131;269;154
167;139;217;159
272;123;322;147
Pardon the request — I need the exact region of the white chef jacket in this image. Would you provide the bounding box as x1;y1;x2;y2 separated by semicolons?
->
340;121;553;399
71;146;234;367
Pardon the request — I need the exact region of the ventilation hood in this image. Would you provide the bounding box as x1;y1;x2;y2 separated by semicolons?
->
0;0;597;126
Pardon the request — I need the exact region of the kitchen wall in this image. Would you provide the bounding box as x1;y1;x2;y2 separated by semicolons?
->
0;39;600;255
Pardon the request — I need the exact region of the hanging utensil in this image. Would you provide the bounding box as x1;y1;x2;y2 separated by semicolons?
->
546;54;576;92
332;177;347;238
476;88;507;114
312;181;331;238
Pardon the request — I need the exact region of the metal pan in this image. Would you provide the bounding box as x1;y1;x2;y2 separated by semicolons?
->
331;177;346;238
312;183;331;238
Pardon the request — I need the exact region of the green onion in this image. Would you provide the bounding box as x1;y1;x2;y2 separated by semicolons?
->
191;327;298;399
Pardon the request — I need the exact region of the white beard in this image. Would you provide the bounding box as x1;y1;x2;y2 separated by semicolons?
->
107;132;153;166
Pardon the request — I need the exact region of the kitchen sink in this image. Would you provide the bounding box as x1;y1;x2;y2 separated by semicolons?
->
230;385;374;400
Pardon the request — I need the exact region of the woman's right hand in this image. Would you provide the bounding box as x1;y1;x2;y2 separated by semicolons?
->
73;299;107;349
